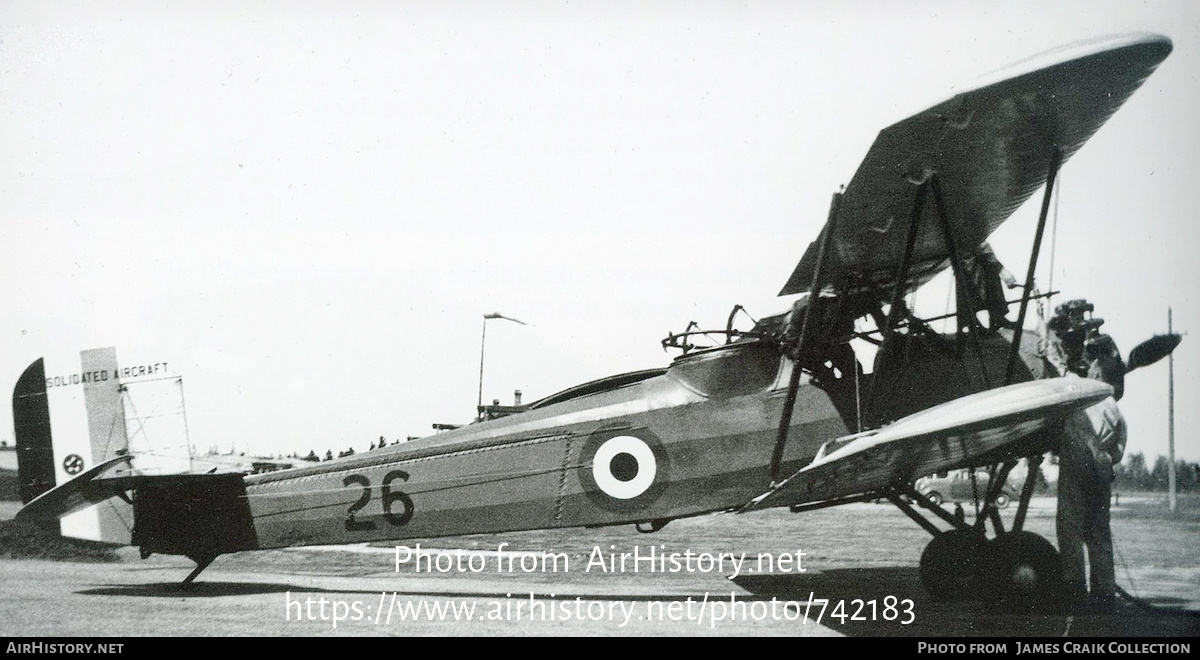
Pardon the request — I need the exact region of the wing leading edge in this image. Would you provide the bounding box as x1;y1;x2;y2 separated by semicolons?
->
779;33;1173;308
741;377;1112;512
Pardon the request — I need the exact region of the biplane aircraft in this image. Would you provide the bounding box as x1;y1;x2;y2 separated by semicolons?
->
14;33;1178;607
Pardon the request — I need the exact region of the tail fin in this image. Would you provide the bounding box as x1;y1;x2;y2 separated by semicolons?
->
12;347;133;544
13;358;55;504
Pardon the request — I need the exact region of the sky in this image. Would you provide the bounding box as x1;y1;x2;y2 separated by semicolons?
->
2;1;1198;465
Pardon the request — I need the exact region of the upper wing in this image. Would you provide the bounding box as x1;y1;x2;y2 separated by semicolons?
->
740;377;1112;512
779;33;1172;307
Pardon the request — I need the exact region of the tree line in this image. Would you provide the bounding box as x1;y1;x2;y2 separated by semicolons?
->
1112;452;1199;491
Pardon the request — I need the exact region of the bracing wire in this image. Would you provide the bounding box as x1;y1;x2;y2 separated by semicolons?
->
1112;533;1161;612
1114;540;1140;601
120;384;191;464
1047;175;1061;308
944;275;954;334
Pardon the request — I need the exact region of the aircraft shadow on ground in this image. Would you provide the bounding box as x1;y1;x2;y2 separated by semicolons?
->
76;581;785;604
75;567;1199;637
78;582;339;598
732;567;1200;637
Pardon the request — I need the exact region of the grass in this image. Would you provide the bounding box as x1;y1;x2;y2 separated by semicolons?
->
1112;491;1200;522
0;468;19;502
0;467;121;562
0;517;120;562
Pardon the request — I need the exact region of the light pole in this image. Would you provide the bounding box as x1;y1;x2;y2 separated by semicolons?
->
478;312;527;415
1168;307;1176;513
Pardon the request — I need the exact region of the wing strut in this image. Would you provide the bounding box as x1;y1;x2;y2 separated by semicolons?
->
1005;147;1063;384
1012;453;1045;532
928;175;992;388
769;191;843;483
883;180;930;337
864;180;931;413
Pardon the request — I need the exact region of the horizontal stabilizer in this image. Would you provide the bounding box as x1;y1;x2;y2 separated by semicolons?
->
741;378;1112;512
16;456;134;521
16;456;247;522
17;456;261;558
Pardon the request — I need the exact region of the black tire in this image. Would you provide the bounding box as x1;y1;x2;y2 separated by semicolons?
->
919;530;986;602
926;491;943;506
979;532;1064;611
993;492;1010;509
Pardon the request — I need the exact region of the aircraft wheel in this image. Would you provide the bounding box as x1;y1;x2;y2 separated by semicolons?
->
919;530;985;602
979;532;1064;610
993;492;1010;509
926;491;943;506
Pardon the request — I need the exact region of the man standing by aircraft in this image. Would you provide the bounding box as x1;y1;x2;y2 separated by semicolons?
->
1056;352;1127;614
975;242;1020;331
957;242;1020;331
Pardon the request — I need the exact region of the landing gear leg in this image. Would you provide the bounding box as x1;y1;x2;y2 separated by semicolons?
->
970;455;1065;610
889;487;983;602
893;481;1061;609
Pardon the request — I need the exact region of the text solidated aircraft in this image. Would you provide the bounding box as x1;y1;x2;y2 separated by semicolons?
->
15;33;1176;606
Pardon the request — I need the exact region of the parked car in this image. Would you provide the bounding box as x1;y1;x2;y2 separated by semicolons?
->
915;469;1018;508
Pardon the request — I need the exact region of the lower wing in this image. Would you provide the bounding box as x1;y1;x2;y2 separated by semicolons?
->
741;377;1111;512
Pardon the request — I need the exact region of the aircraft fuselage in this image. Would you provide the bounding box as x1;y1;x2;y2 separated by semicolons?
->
241;341;845;549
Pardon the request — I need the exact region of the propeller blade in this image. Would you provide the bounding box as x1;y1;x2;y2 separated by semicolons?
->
1126;333;1181;372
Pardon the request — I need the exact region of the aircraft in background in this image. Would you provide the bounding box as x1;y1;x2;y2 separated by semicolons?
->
15;34;1181;608
10;348;296;543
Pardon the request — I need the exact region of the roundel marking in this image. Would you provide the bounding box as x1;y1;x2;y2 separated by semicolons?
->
591;435;657;500
579;428;669;513
63;453;85;475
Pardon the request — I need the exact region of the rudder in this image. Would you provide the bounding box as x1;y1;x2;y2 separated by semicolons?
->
12;348;133;544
